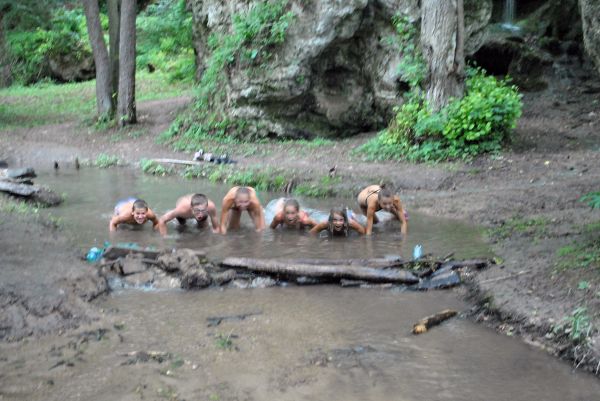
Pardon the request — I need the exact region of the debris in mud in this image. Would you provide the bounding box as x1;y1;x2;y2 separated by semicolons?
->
412;309;458;335
96;245;495;292
206;311;262;327
120;350;173;365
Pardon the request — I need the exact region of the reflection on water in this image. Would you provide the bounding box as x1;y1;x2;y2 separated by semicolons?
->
38;168;491;260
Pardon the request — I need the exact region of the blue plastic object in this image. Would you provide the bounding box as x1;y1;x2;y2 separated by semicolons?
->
86;247;103;262
413;244;423;260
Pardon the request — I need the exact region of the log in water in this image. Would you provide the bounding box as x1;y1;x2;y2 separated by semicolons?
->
221;257;420;284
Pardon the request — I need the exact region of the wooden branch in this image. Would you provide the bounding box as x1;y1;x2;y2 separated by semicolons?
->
412;309;458;334
221;257;419;284
149;158;203;166
278;258;403;268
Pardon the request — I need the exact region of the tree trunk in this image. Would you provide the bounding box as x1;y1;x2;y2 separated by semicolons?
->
82;0;113;117
117;0;137;126
107;0;120;107
0;6;11;88
221;257;419;284
421;0;465;112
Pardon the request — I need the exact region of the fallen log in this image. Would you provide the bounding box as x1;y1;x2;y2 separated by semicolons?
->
412;309;458;334
221;257;419;284
279;257;403;268
150;158;203;166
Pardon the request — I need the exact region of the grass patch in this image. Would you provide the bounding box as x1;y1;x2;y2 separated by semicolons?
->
0;196;40;216
95;153;120;168
140;158;173;176
487;216;548;240
294;176;341;198
556;239;600;271
183;164;290;192
0;71;192;131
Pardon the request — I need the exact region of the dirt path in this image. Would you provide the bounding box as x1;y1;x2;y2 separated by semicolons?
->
1;62;600;372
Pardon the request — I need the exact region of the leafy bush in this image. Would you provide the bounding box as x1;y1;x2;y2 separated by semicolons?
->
136;0;195;82
553;307;595;344
6;7;91;84
359;68;522;161
381;14;425;89
161;0;294;149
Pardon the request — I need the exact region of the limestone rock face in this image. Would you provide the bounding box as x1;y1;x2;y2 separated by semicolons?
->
580;0;600;75
190;0;492;138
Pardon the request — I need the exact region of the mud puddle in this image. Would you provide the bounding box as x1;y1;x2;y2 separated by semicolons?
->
37;168;491;260
2;287;600;400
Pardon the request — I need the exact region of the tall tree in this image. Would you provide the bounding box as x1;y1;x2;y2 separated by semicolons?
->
421;0;465;112
82;0;113;117
117;0;136;126
0;4;10;87
107;0;120;107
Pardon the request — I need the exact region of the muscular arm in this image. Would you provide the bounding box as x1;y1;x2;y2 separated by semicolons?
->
365;202;377;235
270;212;284;229
157;209;179;236
148;210;159;230
208;206;220;233
250;202;265;231
220;197;235;234
393;197;408;235
349;219;366;235
109;215;122;232
309;222;328;235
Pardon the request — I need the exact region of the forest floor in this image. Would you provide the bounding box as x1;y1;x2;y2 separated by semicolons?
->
1;61;600;376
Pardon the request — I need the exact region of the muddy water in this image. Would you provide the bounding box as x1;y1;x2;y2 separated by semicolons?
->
2;288;600;400
38;168;491;259
10;168;595;400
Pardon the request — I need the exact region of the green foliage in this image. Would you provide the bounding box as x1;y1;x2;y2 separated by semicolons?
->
294;176;341;198
358;68;522;162
580;192;600;209
162;0;294;148
136;0;195;82
140;159;172;176
0;195;40;215
382;14;425;89
553;307;594;344
556;239;600;271
95;153;120;168
215;333;234;350
6;7;91;84
488;216;548;240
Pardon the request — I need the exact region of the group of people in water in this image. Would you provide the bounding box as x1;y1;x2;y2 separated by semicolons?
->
109;185;408;237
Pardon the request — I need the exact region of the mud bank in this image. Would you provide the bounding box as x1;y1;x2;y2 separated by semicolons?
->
0;209;108;340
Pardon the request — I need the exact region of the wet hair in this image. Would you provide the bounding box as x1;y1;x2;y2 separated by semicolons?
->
191;193;208;207
328;207;349;237
378;188;393;201
236;186;251;198
283;198;300;211
132;199;148;211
